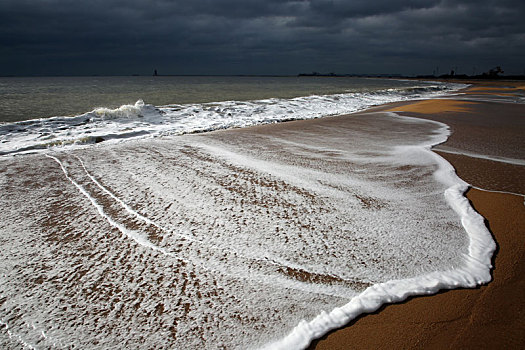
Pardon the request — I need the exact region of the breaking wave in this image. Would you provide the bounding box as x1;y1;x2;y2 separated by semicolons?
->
0;82;466;156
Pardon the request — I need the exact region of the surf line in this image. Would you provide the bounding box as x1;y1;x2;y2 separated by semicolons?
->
261;111;496;350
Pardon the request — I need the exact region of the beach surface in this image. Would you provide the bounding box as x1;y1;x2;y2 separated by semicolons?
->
0;81;523;348
312;83;525;349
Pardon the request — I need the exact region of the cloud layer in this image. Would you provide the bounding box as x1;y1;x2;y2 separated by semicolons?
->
1;0;524;75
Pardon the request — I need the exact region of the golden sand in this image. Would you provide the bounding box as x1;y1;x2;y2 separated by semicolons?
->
313;189;525;349
384;99;476;114
312;83;525;349
468;85;525;92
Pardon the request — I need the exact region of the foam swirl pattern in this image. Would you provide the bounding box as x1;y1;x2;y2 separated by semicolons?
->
0;108;494;349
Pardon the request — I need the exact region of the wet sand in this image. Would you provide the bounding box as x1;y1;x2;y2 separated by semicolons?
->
312;84;525;349
3;86;480;348
1;82;523;348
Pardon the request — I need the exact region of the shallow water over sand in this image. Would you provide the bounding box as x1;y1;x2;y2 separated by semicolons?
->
0;112;477;349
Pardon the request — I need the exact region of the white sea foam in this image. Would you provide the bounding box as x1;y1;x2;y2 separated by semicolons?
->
45;154;181;260
0;319;37;350
68;154;363;298
0;83;466;156
0;82;499;349
261;113;496;350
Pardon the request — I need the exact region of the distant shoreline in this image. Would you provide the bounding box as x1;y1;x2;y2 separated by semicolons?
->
2;73;525;80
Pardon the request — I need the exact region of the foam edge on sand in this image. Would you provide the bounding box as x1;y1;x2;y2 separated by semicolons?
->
260;112;496;350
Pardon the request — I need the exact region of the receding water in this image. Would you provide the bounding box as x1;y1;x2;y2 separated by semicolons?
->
0;77;495;349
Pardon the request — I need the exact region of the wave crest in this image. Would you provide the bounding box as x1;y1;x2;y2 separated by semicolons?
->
90;100;157;120
0;83;467;156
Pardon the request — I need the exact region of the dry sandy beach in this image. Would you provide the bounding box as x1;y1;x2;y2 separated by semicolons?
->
312;83;525;349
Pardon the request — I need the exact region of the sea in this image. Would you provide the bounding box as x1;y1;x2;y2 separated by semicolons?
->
0;76;495;349
0;76;467;156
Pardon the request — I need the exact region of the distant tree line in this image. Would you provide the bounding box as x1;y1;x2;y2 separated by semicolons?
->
298;67;524;80
417;66;525;80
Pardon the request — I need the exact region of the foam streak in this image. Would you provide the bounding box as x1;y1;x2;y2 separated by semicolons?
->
45;154;184;261
261;113;496;350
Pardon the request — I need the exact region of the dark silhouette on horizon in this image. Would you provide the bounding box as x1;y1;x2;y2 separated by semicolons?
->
297;66;524;80
415;66;522;80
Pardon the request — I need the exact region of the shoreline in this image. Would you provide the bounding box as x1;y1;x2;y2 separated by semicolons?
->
196;83;505;349
1;81;523;348
311;188;524;349
311;83;525;349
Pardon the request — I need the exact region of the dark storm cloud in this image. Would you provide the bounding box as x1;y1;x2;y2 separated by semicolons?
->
1;0;524;75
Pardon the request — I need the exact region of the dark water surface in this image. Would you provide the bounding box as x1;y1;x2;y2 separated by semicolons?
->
0;76;433;122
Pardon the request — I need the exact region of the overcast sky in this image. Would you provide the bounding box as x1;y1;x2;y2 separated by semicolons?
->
1;0;524;76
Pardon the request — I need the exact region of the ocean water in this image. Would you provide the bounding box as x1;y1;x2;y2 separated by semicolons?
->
0;77;495;349
0;76;464;156
0;76;462;123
